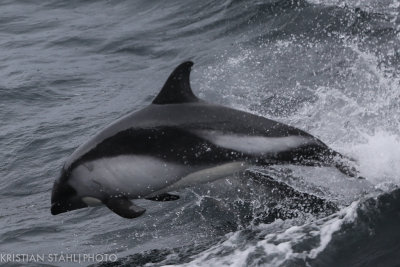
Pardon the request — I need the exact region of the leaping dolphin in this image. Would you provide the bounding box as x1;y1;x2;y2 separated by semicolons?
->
51;61;359;219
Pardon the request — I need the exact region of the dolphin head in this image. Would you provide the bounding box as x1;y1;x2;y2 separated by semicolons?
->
51;169;88;215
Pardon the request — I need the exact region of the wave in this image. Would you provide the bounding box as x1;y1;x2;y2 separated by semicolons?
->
310;187;400;267
93;187;400;267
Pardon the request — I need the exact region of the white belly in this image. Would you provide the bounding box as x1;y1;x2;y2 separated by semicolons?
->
70;155;188;197
70;155;248;199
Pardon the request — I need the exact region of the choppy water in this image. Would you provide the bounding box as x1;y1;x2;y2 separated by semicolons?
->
1;0;399;266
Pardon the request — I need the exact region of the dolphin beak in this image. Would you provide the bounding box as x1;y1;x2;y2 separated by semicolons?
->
51;179;87;215
51;201;67;215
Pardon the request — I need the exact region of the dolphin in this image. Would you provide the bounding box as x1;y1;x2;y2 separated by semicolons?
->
51;61;359;219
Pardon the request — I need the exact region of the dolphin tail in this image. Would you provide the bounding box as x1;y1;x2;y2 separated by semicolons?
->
326;150;363;179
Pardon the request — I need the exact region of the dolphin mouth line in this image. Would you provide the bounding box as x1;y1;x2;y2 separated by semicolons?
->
51;199;88;215
50;202;65;215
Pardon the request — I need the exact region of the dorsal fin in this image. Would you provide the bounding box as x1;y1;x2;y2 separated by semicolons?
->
152;61;199;105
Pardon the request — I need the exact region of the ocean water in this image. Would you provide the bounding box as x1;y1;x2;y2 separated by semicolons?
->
0;0;399;266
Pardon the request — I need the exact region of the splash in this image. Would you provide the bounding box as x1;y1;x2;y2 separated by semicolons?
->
348;131;400;184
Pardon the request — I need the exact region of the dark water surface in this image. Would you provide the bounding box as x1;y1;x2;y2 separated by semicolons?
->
1;0;399;266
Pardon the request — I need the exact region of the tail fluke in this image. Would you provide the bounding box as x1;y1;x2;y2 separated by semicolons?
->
328;150;364;179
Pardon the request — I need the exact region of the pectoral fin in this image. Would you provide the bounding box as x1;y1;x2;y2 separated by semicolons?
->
105;197;146;219
146;193;180;201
